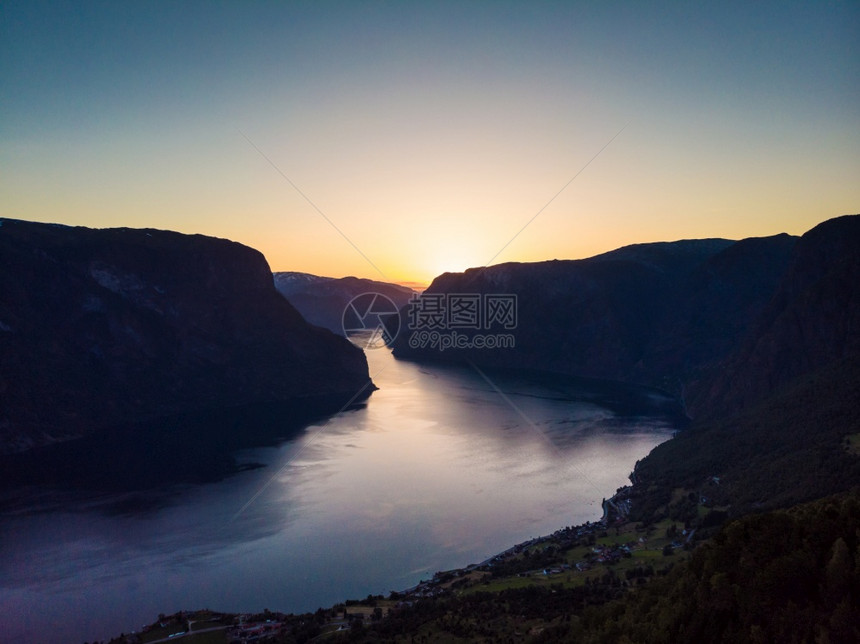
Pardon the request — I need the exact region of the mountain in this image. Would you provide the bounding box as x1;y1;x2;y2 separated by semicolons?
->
273;271;415;334
689;214;860;417
624;215;860;520
392;234;797;408
578;222;860;638
0;219;373;461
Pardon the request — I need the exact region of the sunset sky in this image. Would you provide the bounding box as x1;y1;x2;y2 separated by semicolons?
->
2;1;858;286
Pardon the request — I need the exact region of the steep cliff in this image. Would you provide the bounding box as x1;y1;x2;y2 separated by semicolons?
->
0;219;372;455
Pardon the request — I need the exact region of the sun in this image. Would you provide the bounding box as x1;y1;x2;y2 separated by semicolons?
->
423;244;483;282
381;220;496;286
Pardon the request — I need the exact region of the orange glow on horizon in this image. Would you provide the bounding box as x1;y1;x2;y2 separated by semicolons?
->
3;3;857;290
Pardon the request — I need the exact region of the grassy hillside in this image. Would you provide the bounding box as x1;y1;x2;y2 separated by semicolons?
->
628;355;860;525
551;490;860;644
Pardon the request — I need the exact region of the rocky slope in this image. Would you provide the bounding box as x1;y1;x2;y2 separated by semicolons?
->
0;219;372;455
689;214;860;417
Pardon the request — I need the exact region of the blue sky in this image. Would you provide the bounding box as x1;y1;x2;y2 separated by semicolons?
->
2;1;858;283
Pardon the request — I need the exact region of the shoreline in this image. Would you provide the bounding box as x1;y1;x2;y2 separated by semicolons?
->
111;483;649;643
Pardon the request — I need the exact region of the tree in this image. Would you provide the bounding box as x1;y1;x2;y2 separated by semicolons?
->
824;537;853;603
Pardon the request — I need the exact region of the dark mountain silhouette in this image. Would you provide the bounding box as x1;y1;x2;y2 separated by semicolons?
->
393;233;798;411
0;219;372;459
610;214;860;527
274;271;415;335
688;214;860;417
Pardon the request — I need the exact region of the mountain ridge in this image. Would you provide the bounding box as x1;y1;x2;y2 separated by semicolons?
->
392;231;801;413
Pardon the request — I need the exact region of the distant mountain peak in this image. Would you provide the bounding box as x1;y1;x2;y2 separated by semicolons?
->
273;271;416;335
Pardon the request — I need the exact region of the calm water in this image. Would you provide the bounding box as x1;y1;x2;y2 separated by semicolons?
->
0;347;679;643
